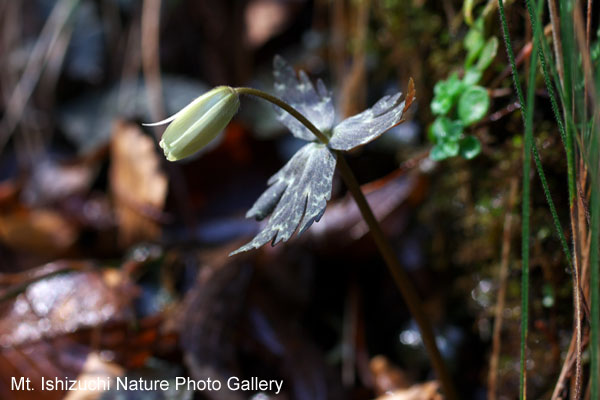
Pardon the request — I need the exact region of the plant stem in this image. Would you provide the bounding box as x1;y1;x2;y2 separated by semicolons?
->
235;86;458;400
234;87;330;144
590;128;599;400
336;156;457;400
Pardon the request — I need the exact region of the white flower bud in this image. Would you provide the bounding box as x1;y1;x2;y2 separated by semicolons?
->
144;86;240;161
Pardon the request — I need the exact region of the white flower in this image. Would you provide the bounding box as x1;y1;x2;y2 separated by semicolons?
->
144;86;240;161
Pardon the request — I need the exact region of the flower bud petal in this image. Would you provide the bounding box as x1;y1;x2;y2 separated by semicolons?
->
155;86;240;161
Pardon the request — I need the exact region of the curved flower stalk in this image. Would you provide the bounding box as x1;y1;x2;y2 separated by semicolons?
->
231;56;414;254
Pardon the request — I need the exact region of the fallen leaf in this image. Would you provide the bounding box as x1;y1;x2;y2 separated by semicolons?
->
110;120;168;247
0;267;129;347
370;355;411;394
64;352;125;400
245;0;293;48
0;207;78;257
309;174;418;241
375;381;442;400
21;158;96;207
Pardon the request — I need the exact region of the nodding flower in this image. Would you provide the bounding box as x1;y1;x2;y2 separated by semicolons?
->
144;86;240;161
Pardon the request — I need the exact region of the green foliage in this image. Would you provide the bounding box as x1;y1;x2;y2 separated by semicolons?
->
464;18;485;68
476;37;499;71
462;0;478;26
431;73;465;116
429;116;463;141
429;117;474;161
458;135;481;159
592;28;600;62
458;86;489;125
498;0;585;396
428;16;497;162
463;69;482;86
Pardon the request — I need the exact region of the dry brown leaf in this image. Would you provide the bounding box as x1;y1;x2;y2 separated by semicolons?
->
109;120;167;247
370;355;411;394
0;208;78;257
0;179;19;207
64;352;125;400
0;267;129;347
22;159;96;206
375;381;442;400
245;0;295;48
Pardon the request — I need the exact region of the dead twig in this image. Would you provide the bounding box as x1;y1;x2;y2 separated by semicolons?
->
487;178;518;400
547;0;564;88
0;0;80;158
490;23;552;89
141;0;165;132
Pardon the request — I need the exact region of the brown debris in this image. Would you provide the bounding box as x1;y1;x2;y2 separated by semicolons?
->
109;121;168;247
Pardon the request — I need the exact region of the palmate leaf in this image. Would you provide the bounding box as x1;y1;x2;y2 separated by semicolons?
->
273;56;335;141
230;143;337;255
328;87;413;151
231;57;415;255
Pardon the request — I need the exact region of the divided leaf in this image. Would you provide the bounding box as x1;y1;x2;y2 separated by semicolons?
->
328;79;415;151
231;57;416;255
231;143;337;255
273;56;335;141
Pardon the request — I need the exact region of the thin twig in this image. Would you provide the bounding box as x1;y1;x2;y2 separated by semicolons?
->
573;1;598;124
584;0;592;124
488;178;518;400
338;0;368;118
585;0;591;71
117;14;142;110
490;23;552;90
551;332;591;400
0;0;80;157
572;217;584;400
342;277;359;386
547;0;564;88
141;0;165;131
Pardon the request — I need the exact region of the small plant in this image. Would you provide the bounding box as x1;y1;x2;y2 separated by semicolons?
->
428;17;497;161
145;56;458;399
232;57;415;254
148;56;414;255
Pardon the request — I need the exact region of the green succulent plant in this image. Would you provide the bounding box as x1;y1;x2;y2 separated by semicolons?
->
428;17;497;161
